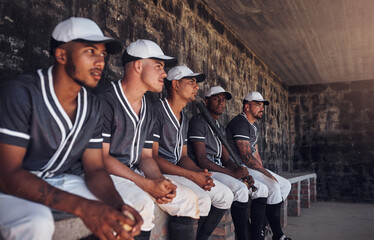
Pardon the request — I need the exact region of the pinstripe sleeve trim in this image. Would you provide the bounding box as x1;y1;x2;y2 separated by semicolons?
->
189;136;205;139
102;133;111;137
153;134;160;138
89;138;103;143
233;135;250;139
0;128;30;140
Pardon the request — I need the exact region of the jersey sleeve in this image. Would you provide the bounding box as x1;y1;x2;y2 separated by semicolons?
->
143;117;155;149
152;110;162;143
0;81;32;147
86;99;104;149
188;115;206;142
228;117;251;142
99;96;114;143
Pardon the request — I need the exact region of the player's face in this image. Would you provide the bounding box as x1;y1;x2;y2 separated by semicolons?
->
178;77;199;102
140;59;167;92
248;101;265;119
206;93;227;116
65;42;107;89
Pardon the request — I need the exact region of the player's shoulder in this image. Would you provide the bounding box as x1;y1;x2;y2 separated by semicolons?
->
0;71;40;98
93;81;119;105
189;113;206;124
228;113;246;125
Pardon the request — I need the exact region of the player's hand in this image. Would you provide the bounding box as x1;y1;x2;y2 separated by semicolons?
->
233;166;249;179
243;175;255;188
192;169;215;191
146;177;177;204
79;200;142;240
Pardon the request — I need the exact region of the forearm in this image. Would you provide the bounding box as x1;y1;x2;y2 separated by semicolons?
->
198;158;235;177
84;168;124;210
104;154;152;191
242;154;275;180
138;156;164;179
236;140;276;181
1;169;92;217
178;156;202;172
155;156;196;179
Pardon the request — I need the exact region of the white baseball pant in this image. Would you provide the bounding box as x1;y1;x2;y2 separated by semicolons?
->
246;168;291;204
0;174;99;240
210;172;269;203
110;174;200;231
165;174;234;216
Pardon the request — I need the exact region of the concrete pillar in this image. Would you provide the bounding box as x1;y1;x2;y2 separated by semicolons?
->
310;177;317;203
287;182;301;216
301;179;311;208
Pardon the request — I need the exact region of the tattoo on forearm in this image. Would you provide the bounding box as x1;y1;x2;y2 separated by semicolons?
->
236;140;274;180
38;184;61;206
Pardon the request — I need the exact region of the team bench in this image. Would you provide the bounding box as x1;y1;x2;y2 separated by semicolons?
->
0;172;316;240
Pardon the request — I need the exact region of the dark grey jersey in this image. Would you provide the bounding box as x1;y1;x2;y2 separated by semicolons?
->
97;80;154;168
188;113;224;166
225;113;259;161
153;98;188;165
0;67;103;179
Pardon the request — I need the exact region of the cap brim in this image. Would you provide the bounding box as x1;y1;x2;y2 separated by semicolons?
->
75;36;123;54
208;91;232;100
253;100;270;105
150;56;178;67
184;73;206;83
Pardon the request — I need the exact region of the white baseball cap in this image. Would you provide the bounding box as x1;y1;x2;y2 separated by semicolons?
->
122;39;177;67
50;17;122;54
244;91;269;105
165;66;206;82
205;86;232;100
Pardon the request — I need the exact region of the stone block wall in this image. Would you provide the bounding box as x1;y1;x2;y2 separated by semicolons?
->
289;80;374;202
0;0;291;172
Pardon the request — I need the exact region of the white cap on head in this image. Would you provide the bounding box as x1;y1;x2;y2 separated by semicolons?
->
51;17;122;54
166;66;206;82
205;86;232;100
122;39;177;66
244;91;269;105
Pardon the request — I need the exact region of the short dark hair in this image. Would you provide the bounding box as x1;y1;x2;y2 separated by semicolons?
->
242;100;249;112
164;78;172;91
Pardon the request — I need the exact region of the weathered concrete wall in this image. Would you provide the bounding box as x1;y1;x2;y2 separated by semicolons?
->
289;80;374;202
0;0;291;172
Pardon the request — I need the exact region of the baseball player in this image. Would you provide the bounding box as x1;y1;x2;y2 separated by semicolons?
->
188;86;270;240
226;91;292;240
152;66;234;240
0;17;142;240
97;40;201;240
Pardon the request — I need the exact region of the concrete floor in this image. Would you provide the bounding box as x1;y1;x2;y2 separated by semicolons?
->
284;201;374;240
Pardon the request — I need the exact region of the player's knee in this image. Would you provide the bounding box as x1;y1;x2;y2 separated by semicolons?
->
24;211;55;239
233;182;249;203
198;192;212;216
212;185;234;209
175;187;200;218
132;196;155;231
251;182;269;199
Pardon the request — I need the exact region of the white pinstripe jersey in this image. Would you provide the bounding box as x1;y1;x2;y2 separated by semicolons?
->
188;113;224;166
225;113;259;162
0;67;103;179
98;80;154;168
153;98;188;165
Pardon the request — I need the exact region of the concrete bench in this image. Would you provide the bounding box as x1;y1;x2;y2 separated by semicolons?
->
280;172;317;227
41;172;317;239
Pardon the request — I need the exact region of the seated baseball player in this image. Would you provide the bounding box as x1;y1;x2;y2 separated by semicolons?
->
226;91;292;240
0;17;142;240
188;86;270;240
97;39;201;240
152;66;234;240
